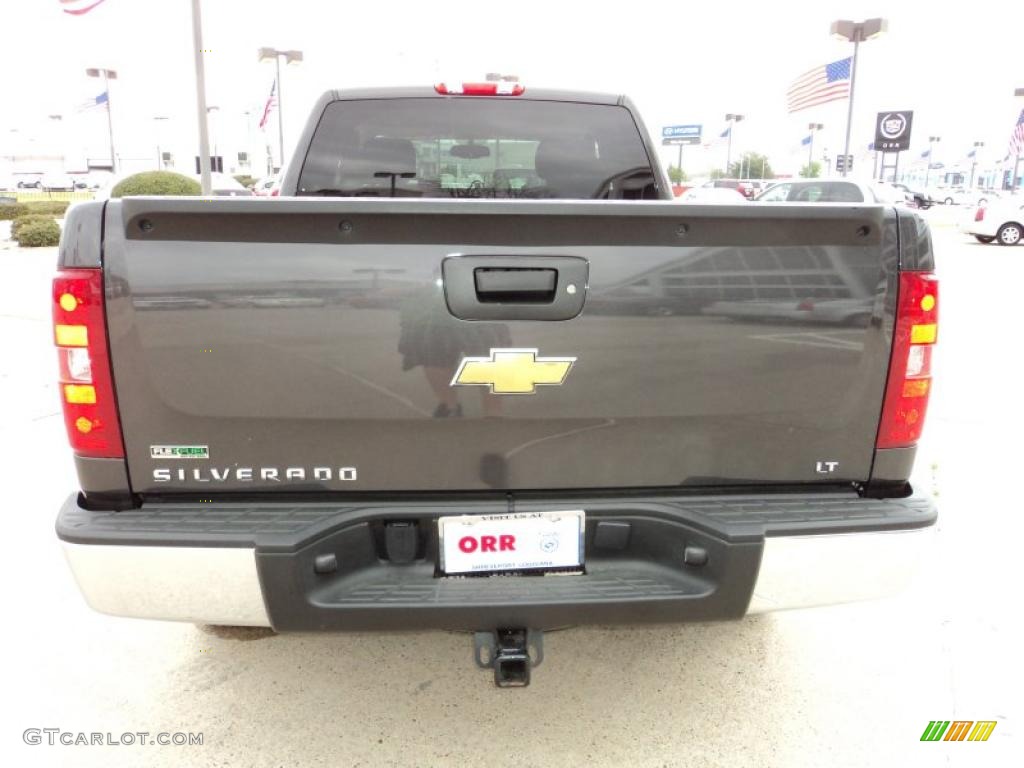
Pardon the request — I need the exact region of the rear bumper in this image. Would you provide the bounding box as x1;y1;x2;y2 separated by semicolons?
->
57;491;936;630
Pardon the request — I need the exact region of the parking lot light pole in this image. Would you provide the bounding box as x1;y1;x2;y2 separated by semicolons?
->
925;136;940;187
258;47;304;169
190;0;212;194
808;123;824;168
970;141;984;188
85;68;118;173
724;113;743;176
831;18;887;177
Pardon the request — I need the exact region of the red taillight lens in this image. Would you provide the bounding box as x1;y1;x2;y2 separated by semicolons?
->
434;82;525;96
974;207;985;222
53;269;124;458
876;272;938;449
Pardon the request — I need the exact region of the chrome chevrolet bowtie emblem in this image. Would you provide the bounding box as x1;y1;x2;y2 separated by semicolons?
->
451;348;576;395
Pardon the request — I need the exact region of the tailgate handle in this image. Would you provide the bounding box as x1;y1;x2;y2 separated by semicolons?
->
474;268;557;303
443;255;588;321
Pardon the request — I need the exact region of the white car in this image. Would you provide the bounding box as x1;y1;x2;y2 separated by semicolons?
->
252;175;279;197
679;186;748;203
755;178;904;205
191;172;253;197
961;198;1024;245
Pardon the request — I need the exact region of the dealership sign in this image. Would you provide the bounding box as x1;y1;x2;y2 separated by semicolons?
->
662;124;702;145
875;111;914;152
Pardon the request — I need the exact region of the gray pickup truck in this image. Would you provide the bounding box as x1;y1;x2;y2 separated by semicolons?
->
54;84;938;685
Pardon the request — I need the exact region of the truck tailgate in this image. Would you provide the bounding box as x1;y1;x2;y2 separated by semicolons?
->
103;198;896;494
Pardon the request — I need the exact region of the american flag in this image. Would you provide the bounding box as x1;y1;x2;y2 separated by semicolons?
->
76;91;108;111
1009;108;1024;157
60;0;108;15
703;125;729;149
786;58;852;113
258;80;277;130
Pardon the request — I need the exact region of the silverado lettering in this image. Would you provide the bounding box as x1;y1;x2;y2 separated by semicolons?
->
152;467;358;482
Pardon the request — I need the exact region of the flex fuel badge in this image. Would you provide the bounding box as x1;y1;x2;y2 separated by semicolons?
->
150;445;209;460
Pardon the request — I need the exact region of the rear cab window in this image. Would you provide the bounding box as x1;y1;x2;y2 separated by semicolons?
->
297;98;657;199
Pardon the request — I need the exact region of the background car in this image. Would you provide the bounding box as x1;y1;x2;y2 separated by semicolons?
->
961;199;1024;245
15;174;43;189
252;175;279;196
679;186;748;203
40;173;75;192
701;178;755;198
191;172;254;197
886;182;931;209
754;178;902;204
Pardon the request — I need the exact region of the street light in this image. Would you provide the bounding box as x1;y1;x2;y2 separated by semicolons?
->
970;141;984;188
808;122;824;169
831;18;887;177
258;47;303;169
153;116;169;169
724;113;743;176
85;67;118;173
925;135;940;188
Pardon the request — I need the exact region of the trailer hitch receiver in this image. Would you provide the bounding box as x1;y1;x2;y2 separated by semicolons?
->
473;628;543;687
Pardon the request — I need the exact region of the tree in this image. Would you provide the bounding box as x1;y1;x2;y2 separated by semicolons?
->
726;151;773;179
709;168;727;180
667;165;688;184
111;171;201;198
799;161;822;178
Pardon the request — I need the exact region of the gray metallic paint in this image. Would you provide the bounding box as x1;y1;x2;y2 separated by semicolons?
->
102;198;902;494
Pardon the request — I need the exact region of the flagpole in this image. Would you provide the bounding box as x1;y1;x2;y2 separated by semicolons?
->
276;56;285;171
103;72;116;173
841;37;859;178
191;0;213;195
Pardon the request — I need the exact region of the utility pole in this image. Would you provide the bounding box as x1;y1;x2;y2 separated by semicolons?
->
808;122;823;170
153;116;169;170
724;113;744;175
970;141;984;188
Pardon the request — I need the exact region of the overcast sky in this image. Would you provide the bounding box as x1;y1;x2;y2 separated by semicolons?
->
3;0;1022;176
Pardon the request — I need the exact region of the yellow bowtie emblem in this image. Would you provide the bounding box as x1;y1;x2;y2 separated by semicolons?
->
451;348;576;395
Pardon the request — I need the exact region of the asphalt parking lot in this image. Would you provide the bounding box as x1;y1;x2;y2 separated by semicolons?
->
2;209;1021;767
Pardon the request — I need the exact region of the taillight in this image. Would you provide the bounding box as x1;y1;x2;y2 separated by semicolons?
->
876;272;938;449
797;299;815;312
53;269;124;458
974;207;985;222
434;82;525;96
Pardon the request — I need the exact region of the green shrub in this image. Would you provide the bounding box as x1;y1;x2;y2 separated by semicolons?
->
111;171;201;198
11;214;57;239
0;202;28;220
234;174;257;189
14;218;61;247
23;200;69;216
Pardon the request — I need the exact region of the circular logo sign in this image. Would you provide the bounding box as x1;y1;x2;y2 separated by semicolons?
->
539;533;560;553
880;113;908;140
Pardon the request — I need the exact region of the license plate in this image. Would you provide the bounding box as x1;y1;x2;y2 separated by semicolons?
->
438;510;585;575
